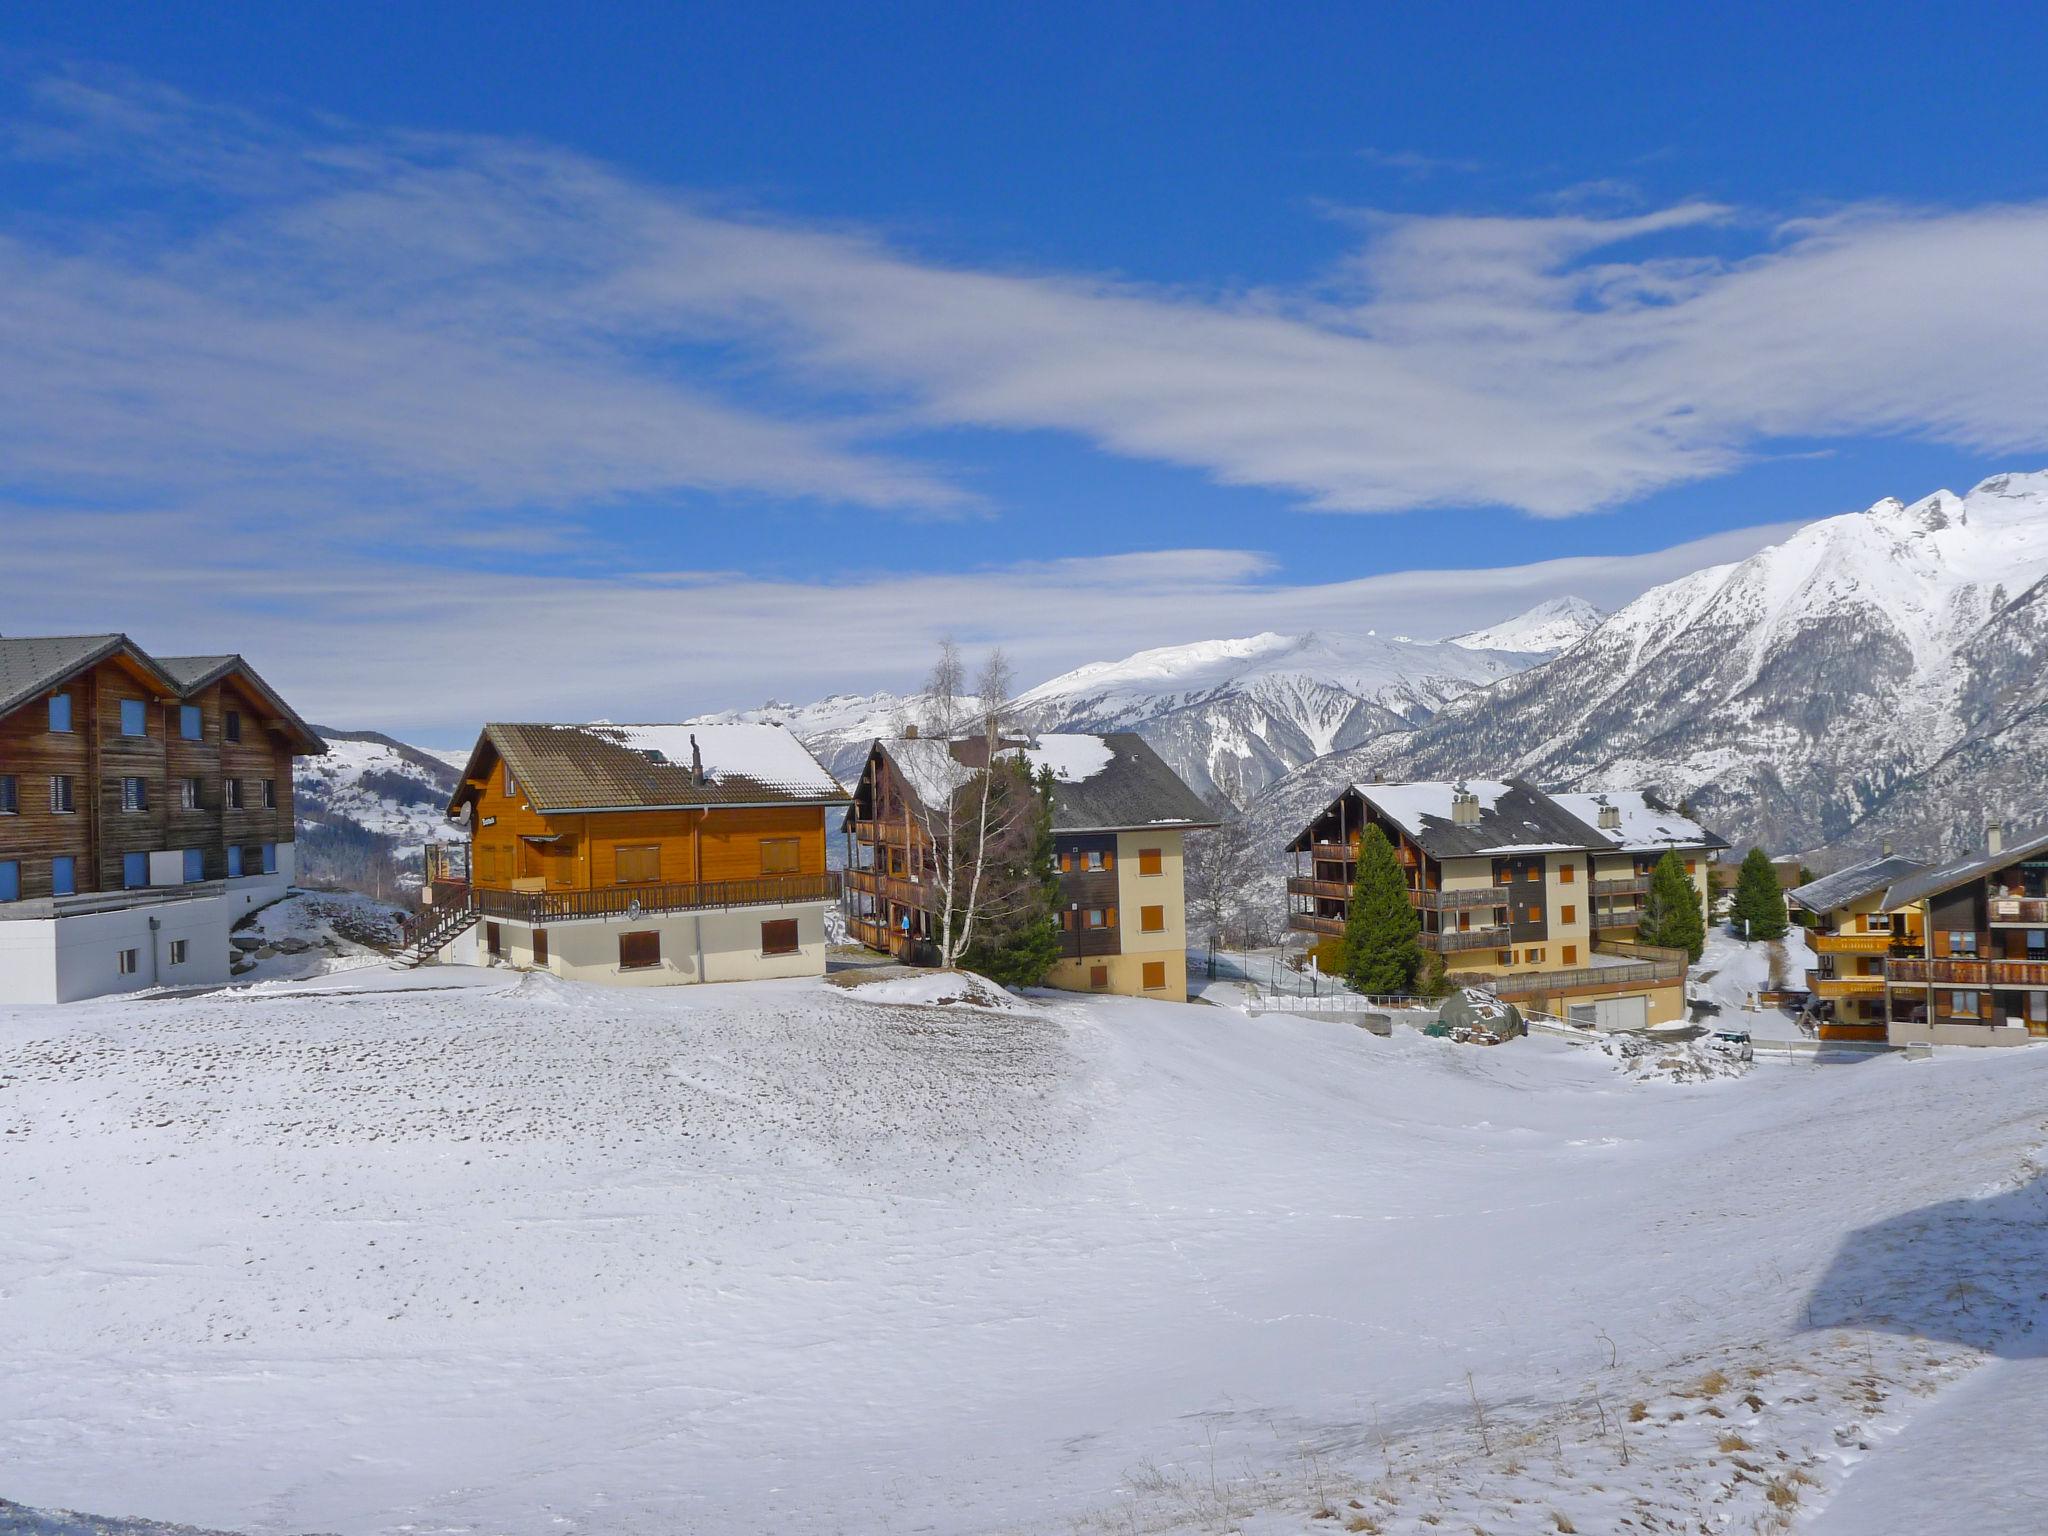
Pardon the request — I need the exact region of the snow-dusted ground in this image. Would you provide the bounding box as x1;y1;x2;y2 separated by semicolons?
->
1690;922;1817;1035
229;890;408;983
2;968;2042;1535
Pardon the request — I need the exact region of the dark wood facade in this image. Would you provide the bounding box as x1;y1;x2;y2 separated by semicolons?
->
0;651;308;902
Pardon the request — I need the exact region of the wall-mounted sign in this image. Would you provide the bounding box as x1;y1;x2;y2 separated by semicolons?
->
481;815;496;827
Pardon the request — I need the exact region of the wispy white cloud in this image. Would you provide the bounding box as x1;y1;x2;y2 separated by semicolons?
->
0;501;1802;736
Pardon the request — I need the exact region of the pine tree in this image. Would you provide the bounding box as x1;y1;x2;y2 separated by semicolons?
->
958;764;1063;988
1340;824;1425;995
1729;846;1789;941
1639;848;1707;961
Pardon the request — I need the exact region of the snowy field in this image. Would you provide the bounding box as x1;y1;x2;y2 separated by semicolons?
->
3;967;2044;1535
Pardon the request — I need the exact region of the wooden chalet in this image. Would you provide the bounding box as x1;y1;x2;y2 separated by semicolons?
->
1785;854;1928;1042
419;721;847;985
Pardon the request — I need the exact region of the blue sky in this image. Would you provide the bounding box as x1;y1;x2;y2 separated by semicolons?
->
4;4;2047;735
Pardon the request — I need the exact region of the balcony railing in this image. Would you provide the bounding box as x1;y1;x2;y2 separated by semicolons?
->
1813;932;1896;955
1283;877;1504;912
1809;972;1887;1000
1592;875;1650;897
1591;904;1642;929
1476;957;1685;998
474;872;839;925
1880;957;2048;986
847;818;924;848
1287;911;1345;937
1425;925;1512;953
0;880;230;922
844;867;932;907
1989;895;2048;925
1286;876;1351;901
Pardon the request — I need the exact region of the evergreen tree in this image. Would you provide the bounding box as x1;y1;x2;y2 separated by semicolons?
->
1340;824;1425;995
958;764;1063;988
1729;846;1789;940
1639;848;1707;961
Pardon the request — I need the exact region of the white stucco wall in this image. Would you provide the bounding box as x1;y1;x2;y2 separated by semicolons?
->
466;902;829;987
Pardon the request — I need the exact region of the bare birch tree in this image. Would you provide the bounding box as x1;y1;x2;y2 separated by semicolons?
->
1185;812;1271;952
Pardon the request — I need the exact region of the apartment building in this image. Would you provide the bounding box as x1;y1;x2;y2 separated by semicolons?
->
1785;854;1928;1042
0;634;322;1002
1877;821;2048;1047
1549;791;1723;939
422;722;847;986
1286;779;1716;1028
843;730;1217;1001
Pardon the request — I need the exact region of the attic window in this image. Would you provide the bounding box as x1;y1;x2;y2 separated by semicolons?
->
503;765;518;797
636;749;667;765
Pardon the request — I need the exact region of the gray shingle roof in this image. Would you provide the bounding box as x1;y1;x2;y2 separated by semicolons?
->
1290;779;1608;859
458;722;847;816
1786;855;1927;915
0;634;163;719
1880;820;2048;911
156;654;325;753
1037;732;1219;833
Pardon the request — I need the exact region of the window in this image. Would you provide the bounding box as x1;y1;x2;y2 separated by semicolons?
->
226;846;242;878
1526;865;1541;881
1085;907;1116;929
1142;960;1167;990
182;848;204;883
120;699;147;737
50;775;74;814
261;843;276;875
1084;848;1108;872
122;852;148;888
179;705;202;741
759;838;801;876
1138;847;1163;876
0;776;13;814
1561;944;1579;964
619;930;661;970
1559;864;1575;884
1496;867;1512;885
224;710;242;743
503;765;518;798
761;918;800;955
1866;912;1892;932
487;922;503;958
1140;904;1166;933
48;692;72;732
0;861;16;901
168;939;188;966
51;856;74;896
225;779;244;810
1560;904;1576;924
1526;906;1541;923
263;779;277;810
615;845;661;884
1685;859;1698;875
1524;947;1546;964
1950;989;1982;1018
180;777;202;811
118;948;139;976
1089;964;1109;990
1950;930;1979;957
1058;850;1073;873
532;929;549;967
122;777;149;812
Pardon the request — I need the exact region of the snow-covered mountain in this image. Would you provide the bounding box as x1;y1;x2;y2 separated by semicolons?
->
1449;595;1604;656
1007;629;1539;807
294;727;463;888
1258;472;2048;861
685;691;988;789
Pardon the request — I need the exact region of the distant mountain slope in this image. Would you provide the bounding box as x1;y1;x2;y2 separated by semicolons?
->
1272;472;2048;859
1449;595;1603;655
295;726;463;889
1007;627;1547;807
686;692;985;789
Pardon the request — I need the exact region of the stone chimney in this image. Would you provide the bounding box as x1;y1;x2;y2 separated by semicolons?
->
1450;782;1480;828
689;733;705;786
1597;797;1621;832
1987;822;2003;855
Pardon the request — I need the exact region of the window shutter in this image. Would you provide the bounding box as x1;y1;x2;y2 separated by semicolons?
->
619;930;660;969
1106;906;1117;928
1142;961;1166;990
761;918;800;955
1138;848;1163;876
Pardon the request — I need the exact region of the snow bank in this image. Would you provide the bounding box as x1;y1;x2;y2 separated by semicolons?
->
845;970;1023;1009
1601;1030;1754;1082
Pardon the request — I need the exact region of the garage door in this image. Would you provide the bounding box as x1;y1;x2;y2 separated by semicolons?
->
1592;993;1649;1031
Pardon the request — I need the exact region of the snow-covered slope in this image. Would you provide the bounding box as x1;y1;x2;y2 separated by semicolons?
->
1008;628;1536;807
1276;471;2048;859
1449;594;1603;655
294;727;463;889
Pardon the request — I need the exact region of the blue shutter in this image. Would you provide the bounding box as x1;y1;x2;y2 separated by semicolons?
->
48;693;71;732
121;699;147;736
261;843;277;875
183;848;205;882
227;845;242;878
0;862;18;902
123;852;148;888
51;856;75;896
180;705;202;740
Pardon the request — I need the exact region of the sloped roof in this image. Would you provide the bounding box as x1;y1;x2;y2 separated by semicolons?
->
1880;819;2048;911
1786;855;1927;915
1551;789;1729;854
1292;779;1607;859
0;634;169;719
868;730;1218;833
457;721;847;816
157;654;325;754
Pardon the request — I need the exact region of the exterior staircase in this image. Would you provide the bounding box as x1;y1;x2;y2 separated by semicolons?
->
395;902;480;968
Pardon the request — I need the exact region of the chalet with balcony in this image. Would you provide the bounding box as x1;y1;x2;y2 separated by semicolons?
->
1785;854;1928;1042
843;730;1217;1001
0;634;322;1002
424;722;847;985
1286;779;1713;1028
1550;791;1724;938
1876;820;2048;1047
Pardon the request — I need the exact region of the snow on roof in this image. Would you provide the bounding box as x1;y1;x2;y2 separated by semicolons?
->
1353;780;1511;842
1787;854;1928;915
588;723;844;799
880;737;980;811
1020;733;1114;784
1551;790;1727;853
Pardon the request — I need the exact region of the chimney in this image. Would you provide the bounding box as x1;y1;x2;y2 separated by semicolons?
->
1882;839;1893;856
1450;782;1481;827
905;723;919;740
689;733;705;786
1597;797;1621;832
1987;822;2003;855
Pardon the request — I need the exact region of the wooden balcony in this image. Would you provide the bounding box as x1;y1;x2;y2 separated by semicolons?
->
1992;959;2048;987
1592;875;1650;897
1307;840;1357;861
1286;875;1352;901
1425;925;1511;953
1590;904;1641;930
1989;895;2048;925
846;817;924;848
1809;972;1887;1001
1283;877;1502;912
1287;911;1345;938
475;872;839;925
844;867;932;908
1813;932;1895;955
1478;954;1688;998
